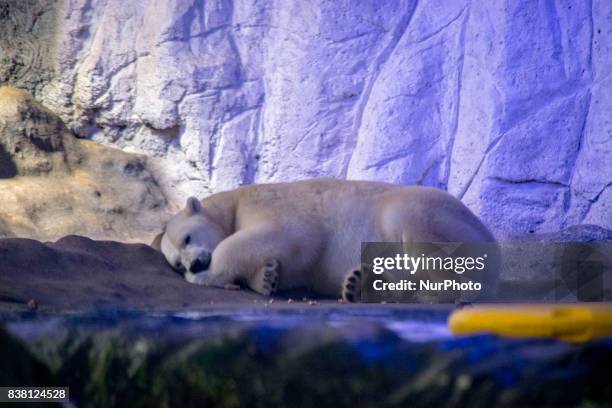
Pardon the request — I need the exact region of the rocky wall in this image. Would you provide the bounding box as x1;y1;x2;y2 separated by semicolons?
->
1;0;610;237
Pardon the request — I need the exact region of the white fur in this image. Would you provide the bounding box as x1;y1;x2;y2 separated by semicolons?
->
160;179;498;297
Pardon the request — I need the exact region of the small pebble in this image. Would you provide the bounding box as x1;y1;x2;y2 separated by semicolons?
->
308;300;318;306
287;298;293;304
268;299;274;304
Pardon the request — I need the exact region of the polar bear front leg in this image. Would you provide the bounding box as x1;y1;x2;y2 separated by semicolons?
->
185;271;215;285
248;259;280;296
208;223;318;296
184;270;233;289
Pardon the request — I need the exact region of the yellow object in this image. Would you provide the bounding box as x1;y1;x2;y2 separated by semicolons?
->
448;304;612;343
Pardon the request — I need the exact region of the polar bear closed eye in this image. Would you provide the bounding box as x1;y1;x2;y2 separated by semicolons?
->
155;179;499;301
160;197;227;281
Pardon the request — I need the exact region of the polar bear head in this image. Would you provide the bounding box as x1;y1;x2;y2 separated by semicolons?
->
157;197;226;274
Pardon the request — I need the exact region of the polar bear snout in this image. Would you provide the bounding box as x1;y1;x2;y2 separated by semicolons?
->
189;252;212;273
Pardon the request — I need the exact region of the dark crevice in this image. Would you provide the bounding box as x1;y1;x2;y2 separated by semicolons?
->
0;144;17;178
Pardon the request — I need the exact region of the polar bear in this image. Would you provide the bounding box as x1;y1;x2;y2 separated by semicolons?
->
154;179;498;302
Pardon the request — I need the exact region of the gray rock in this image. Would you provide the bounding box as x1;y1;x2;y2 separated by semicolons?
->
0;86;79;176
0;0;57;97
3;312;612;407
0;235;262;312
512;224;612;243
0;86;171;242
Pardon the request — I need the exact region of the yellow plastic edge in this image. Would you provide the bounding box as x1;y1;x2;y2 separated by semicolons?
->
448;304;612;343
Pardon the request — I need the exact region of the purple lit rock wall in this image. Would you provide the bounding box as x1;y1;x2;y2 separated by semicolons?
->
8;0;611;237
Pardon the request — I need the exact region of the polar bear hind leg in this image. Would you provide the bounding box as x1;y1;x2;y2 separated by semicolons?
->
341;267;362;302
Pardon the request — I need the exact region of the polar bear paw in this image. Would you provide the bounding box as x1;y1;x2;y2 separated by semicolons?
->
185;271;207;285
342;267;362;303
251;259;280;296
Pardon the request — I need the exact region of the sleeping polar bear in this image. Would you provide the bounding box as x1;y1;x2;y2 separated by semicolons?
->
155;179;498;302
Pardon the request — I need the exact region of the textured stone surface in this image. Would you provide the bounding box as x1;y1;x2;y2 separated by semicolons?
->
1;0;610;237
0;0;57;95
0;235;263;312
0;86;171;241
3;312;612;407
1;227;609;312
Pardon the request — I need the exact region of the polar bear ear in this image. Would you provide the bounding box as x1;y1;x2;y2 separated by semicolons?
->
186;196;203;215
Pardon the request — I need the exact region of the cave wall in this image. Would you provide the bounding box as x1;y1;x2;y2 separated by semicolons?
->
1;0;610;237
